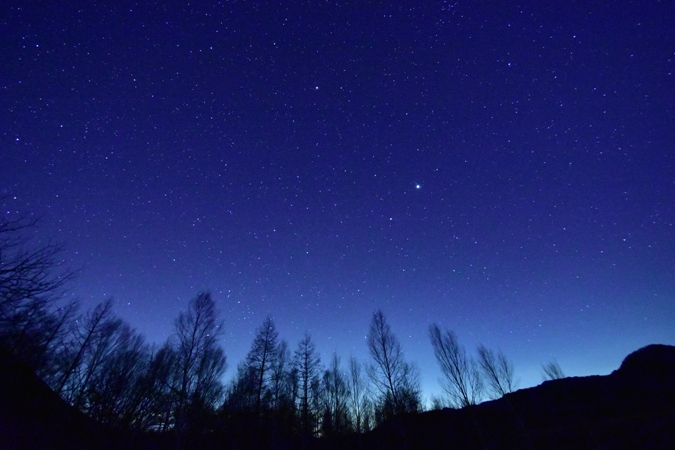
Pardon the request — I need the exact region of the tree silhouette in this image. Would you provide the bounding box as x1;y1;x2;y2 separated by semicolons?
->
146;342;181;431
429;323;483;408
477;344;517;398
320;352;351;436
243;317;279;416
0;213;76;375
348;356;371;433
120;341;176;431
542;358;565;380
294;332;322;436
84;324;148;426
171;291;227;442
269;339;294;412
367;310;421;422
54;298;118;403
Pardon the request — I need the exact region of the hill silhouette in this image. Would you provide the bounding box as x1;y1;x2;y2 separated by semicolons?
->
1;344;674;449
351;344;675;450
0;349;163;450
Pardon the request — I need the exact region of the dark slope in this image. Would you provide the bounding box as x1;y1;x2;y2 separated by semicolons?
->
0;349;160;450
350;344;675;450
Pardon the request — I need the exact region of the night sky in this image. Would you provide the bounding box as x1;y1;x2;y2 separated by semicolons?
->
2;1;674;400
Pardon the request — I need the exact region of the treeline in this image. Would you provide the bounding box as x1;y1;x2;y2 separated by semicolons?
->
1;213;544;445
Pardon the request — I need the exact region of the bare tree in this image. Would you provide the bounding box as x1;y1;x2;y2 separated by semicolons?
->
320;352;351;436
429;323;482;408
542;358;565;380
294;332;322;436
85;325;149;425
0;212;76;374
73;317;130;411
477;344;517;399
348;356;370;433
16;299;79;384
0;214;74;320
244;316;279;415
397;360;422;414
430;394;447;410
367;310;421;422
49;298;169;431
224;361;258;412
172;292;227;440
144;342;180;431
54;298;117;402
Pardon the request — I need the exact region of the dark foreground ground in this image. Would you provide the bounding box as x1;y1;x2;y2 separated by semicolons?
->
1;344;674;449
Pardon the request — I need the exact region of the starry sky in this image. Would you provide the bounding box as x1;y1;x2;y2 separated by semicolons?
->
2;1;674;400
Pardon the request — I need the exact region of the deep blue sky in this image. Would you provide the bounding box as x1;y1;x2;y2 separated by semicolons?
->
2;1;674;399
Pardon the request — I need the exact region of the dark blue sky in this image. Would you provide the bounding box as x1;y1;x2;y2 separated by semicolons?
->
2;1;674;398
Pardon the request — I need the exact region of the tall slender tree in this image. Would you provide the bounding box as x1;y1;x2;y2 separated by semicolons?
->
144;342;180;431
367;310;421;422
244;317;279;415
321;352;351;436
348;356;370;433
172;292;227;440
269;340;293;411
294;332;322;436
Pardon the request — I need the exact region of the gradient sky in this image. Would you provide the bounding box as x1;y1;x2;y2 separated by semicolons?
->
2;1;674;400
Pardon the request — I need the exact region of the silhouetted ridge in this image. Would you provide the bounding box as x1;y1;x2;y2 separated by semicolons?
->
1;348;90;449
355;344;675;450
0;349;159;450
616;343;675;381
